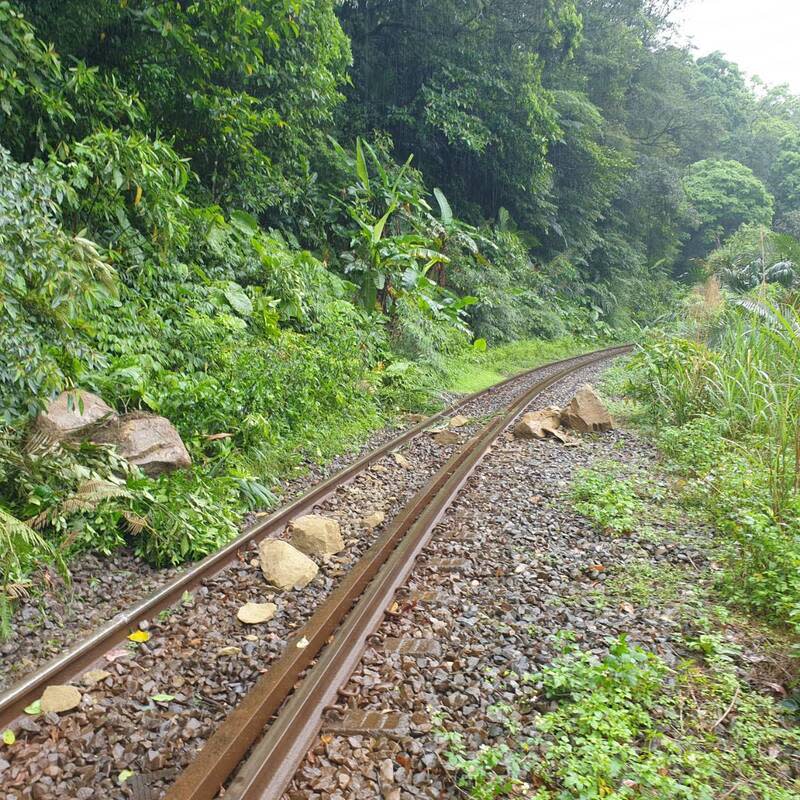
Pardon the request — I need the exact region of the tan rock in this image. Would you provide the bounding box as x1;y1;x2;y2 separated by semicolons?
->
561;385;614;433
432;430;460;446
393;453;411;469
448;414;470;429
514;408;562;439
36;391;117;441
289;514;344;557
237;602;277;624
259;539;319;590
81;670;111;686
362;510;386;529
217;646;241;657
94;412;191;476
40;685;81;713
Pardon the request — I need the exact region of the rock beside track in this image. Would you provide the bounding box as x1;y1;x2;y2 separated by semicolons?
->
289;514;345;557
561;384;614;432
36;390;117;440
94;412;192;476
259;539;319;590
514;407;562;439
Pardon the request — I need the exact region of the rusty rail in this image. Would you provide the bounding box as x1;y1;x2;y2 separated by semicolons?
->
166;344;631;800
0;346;623;729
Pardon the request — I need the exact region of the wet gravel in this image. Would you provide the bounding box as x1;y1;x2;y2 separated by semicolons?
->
281;360;798;799
0;351;608;799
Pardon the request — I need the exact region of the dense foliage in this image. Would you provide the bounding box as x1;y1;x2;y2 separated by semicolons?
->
1;0;800;612
626;289;800;634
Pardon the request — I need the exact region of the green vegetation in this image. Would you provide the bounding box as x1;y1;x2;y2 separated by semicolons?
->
625;296;800;634
437;636;799;799
2;0;800;628
570;466;644;535
444;338;596;394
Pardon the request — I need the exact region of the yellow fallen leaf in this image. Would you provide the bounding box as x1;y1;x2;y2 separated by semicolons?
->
128;630;150;643
2;729;15;745
119;769;134;784
133;185;142;205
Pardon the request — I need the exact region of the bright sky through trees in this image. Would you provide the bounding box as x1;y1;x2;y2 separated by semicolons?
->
677;0;800;92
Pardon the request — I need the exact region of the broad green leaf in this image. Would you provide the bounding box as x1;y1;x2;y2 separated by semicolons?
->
24;700;41;716
372;204;396;245
472;338;487;352
150;693;175;703
118;770;134;784
2;729;15;745
229;210;259;236
355;138;369;190
223;282;253;316
433;188;453;225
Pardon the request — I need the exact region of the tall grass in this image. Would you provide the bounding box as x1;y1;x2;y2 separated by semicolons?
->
633;299;799;521
629;298;800;630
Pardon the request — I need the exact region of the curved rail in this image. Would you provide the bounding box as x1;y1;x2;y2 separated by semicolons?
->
166;344;631;800
0;345;628;728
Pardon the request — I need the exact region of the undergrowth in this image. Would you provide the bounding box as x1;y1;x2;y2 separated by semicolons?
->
437;635;800;799
619;297;800;635
570;464;644;535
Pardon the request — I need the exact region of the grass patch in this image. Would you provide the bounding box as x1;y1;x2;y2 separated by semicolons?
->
443;337;601;394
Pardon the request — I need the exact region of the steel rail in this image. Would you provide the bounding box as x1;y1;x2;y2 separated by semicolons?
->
0;346;625;728
166;344;630;800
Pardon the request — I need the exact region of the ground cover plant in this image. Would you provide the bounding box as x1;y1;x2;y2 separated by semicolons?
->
437;634;800;799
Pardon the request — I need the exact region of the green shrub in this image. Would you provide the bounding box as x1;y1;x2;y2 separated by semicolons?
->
570;466;644;535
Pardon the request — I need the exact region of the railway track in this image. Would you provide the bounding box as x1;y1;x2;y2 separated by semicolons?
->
0;344;629;799
164;345;629;800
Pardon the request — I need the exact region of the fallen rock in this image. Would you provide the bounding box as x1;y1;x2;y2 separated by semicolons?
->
289;514;344;557
362;510;386;529
448;414;470;429
561;385;614;433
217;646;241;657
259;539;319;590
237;602;277;624
36;391;117;441
81;670;111;686
40;685;81;714
514;408;562;439
393;453;411;469
94;413;191;476
548;427;581;447
432;430;460;446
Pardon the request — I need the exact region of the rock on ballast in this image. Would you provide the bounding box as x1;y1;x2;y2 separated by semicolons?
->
259;539;319;590
561;384;614;433
289;514;344;557
514;408;562;440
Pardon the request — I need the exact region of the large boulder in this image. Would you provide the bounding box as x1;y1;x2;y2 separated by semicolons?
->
259;539;319;590
95;413;191;476
289;514;344;557
561;385;614;433
514;408;562;440
37;391;117;441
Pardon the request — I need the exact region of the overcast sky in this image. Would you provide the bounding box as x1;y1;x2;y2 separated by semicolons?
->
675;0;800;93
